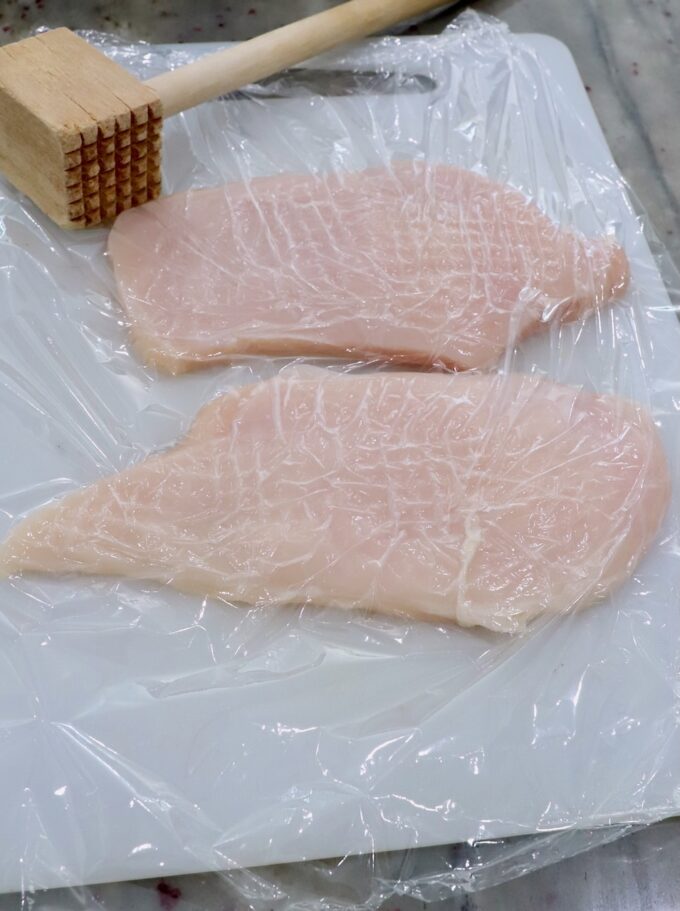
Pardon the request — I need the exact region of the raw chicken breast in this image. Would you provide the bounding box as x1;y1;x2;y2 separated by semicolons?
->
109;163;629;374
0;372;668;633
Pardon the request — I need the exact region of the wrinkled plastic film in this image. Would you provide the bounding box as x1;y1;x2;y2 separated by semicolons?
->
1;11;680;907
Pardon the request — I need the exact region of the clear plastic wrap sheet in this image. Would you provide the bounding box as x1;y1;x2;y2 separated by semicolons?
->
1;11;680;908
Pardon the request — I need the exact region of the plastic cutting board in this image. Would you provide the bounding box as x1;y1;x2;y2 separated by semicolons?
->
0;33;678;893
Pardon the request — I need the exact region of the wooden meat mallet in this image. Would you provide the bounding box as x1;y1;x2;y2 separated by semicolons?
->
0;0;448;228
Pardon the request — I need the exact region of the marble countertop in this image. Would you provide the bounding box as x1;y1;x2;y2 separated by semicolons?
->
0;820;679;911
0;2;678;909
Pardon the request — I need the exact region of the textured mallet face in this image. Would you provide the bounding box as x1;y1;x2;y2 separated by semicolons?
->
0;28;162;228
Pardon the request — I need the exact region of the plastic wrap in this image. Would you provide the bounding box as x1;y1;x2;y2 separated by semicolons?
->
1;11;680;907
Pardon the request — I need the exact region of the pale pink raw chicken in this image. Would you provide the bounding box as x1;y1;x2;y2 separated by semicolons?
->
0;372;668;633
108;163;629;374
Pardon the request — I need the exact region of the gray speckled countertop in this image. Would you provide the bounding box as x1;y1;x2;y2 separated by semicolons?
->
0;2;678;909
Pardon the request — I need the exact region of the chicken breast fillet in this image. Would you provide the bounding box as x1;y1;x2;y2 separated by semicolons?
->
109;163;629;374
0;372;668;633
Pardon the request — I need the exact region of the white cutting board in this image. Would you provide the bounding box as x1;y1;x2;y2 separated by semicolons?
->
0;32;679;893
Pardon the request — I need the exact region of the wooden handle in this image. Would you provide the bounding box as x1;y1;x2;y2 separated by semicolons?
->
145;0;449;117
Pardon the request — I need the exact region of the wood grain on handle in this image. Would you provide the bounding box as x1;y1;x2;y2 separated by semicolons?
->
145;0;448;117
